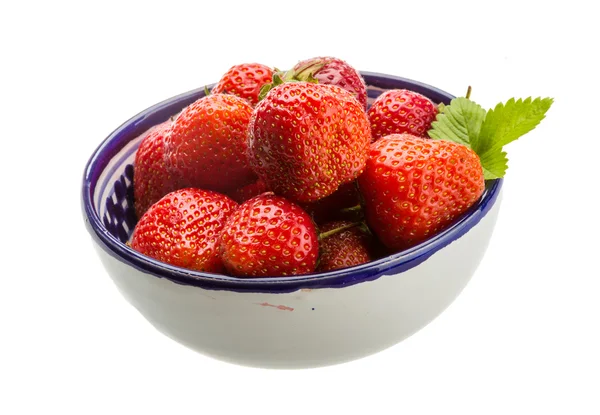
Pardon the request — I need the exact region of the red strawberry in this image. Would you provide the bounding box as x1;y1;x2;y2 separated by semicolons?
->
227;178;269;204
219;193;319;277
316;221;372;272
248;82;371;204
358;133;485;251
368;89;438;140
165;93;256;193
287;56;368;110
211;63;274;106
300;182;362;225
133;120;178;219
131;188;238;272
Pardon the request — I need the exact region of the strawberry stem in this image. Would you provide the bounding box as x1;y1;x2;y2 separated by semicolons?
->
319;222;361;240
340;204;362;214
465;85;472;100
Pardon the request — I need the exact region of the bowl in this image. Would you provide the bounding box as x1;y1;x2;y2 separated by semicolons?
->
81;72;503;369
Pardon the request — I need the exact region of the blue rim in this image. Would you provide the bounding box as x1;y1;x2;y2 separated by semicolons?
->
81;72;503;293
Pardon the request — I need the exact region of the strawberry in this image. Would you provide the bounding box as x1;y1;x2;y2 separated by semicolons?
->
133;120;179;219
219;193;319;277
248;82;371;204
358;133;485;251
227;178;269;204
316;221;372;272
285;56;368;110
164;93;256;194
368;89;438;140
131;188;238;272
211;63;274;106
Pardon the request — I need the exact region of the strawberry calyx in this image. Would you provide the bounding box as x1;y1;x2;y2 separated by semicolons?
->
287;60;324;83
257;71;287;101
257;63;325;102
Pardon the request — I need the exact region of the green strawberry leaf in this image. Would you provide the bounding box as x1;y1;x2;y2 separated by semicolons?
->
428;97;486;146
473;97;554;155
428;94;553;179
480;149;508;180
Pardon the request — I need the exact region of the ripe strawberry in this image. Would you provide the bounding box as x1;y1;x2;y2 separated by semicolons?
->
287;56;368;110
248;82;371;204
131;188;238;272
358;133;485;251
211;63;274;106
219;193;319;277
316;221;372;272
133;120;178;219
227;178;269;204
300;182;362;225
165;93;256;194
368;89;438;140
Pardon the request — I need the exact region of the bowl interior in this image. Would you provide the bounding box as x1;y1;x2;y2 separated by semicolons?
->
82;72;502;292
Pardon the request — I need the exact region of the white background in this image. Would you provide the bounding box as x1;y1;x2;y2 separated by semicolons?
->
2;1;599;414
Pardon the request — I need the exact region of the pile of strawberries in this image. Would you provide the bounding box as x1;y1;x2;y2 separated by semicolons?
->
130;57;485;277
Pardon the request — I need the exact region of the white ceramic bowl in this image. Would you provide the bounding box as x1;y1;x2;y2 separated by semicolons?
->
81;72;503;369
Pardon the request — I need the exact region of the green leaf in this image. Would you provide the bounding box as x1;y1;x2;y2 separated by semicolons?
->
428;97;486;146
480;149;508;180
473;97;554;155
428;94;553;179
